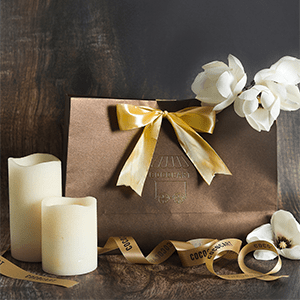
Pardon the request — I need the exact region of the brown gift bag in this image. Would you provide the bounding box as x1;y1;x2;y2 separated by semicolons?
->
64;97;279;252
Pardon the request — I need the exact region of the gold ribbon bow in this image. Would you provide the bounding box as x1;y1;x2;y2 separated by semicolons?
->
116;104;231;196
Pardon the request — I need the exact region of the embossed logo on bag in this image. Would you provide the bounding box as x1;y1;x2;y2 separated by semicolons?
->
148;155;190;204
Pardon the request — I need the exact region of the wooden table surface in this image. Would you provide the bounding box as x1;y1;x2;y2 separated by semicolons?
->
1;1;299;299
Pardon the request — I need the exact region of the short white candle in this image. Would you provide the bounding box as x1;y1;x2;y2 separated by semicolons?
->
41;196;98;276
8;153;62;262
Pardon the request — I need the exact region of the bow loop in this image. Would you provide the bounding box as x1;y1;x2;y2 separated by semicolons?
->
172;106;216;133
116;103;231;196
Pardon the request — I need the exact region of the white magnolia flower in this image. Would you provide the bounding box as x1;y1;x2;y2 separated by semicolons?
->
191;54;247;111
254;56;300;111
234;84;280;132
246;210;300;260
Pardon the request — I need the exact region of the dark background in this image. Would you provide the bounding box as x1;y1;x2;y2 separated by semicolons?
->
1;1;299;299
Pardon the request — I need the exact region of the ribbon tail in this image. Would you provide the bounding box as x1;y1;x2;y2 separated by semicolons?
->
167;114;231;184
117;116;163;196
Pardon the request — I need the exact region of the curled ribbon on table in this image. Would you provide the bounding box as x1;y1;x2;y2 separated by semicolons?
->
116;104;231;196
1;237;288;288
98;237;288;281
0;237;289;288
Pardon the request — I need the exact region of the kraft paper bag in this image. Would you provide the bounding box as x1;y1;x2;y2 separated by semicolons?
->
64;97;279;252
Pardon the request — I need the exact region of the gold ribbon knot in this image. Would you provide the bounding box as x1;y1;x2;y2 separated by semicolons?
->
116;103;231;196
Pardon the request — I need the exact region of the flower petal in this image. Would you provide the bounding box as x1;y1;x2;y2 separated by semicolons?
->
271;210;300;244
246;224;274;243
238;88;259;101
202;61;229;81
213;95;235;111
196;85;224;104
191;72;208;95
260;90;275;109
286;85;300;103
245;115;262;131
216;71;234;98
246;223;278;261
266;80;286;100
253;250;278;261
280;99;300;111
254;69;274;84
265;81;299;111
255;69;287;85
271;56;300;85
269;99;281;120
243;98;259;115
233;74;247;94
280;85;300;111
228;54;245;80
234;98;245;117
280;245;300;260
246;109;273;131
202;60;229;71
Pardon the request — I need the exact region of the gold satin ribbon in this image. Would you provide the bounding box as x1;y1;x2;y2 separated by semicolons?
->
98;237;288;281
0;247;78;288
0;237;288;287
116;104;231;196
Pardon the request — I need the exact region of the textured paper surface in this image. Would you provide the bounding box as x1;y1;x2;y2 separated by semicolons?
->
64;98;278;252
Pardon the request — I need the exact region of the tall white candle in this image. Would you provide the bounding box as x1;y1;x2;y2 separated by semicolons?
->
8;153;62;262
41;196;98;276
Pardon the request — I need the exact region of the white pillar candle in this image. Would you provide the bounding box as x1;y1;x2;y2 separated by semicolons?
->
8;153;62;262
41;196;98;276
